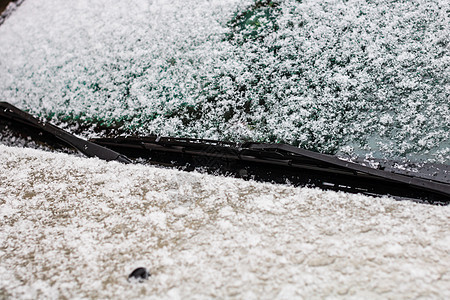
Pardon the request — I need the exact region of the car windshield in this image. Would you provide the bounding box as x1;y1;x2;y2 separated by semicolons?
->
0;0;449;165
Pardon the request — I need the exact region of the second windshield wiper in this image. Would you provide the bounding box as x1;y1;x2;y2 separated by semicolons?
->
91;136;450;204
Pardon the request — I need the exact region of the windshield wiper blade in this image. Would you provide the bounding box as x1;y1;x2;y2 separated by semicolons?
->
0;102;131;163
90;136;450;205
1;102;448;204
245;143;449;193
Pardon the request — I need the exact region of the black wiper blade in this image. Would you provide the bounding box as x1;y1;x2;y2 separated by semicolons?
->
0;102;131;163
245;143;450;194
1;102;448;204
91;136;450;205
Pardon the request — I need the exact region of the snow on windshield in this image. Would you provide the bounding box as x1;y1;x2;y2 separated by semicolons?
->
0;0;448;163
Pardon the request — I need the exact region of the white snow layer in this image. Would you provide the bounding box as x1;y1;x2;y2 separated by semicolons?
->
0;0;449;162
0;144;449;299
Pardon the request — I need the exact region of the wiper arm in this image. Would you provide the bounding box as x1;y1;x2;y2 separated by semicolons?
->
0;102;131;163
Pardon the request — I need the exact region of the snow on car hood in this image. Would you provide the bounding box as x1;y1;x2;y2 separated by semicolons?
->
1;144;449;298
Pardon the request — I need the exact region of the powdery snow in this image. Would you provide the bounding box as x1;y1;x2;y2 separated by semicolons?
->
0;0;449;162
0;144;449;298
